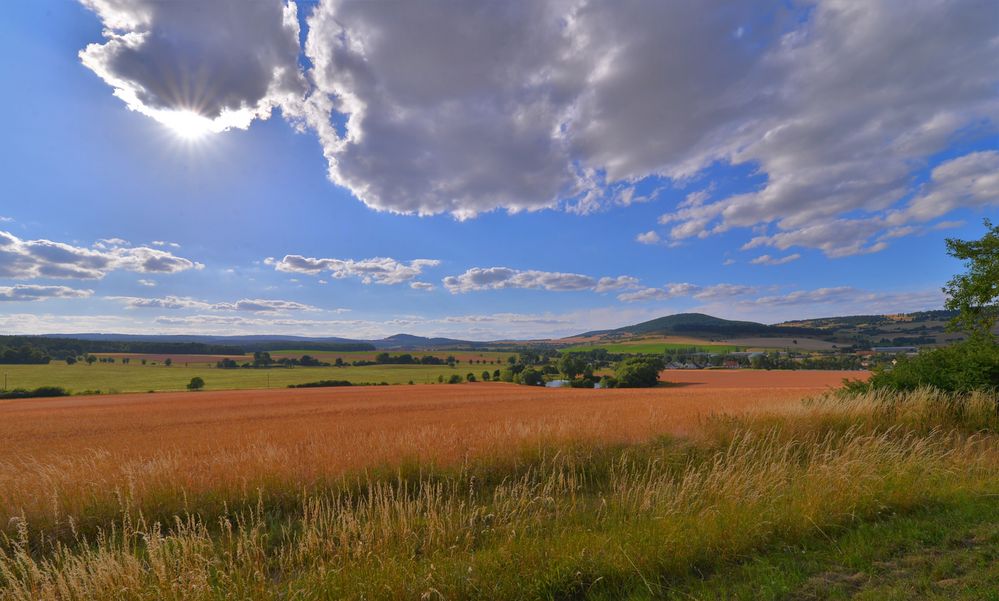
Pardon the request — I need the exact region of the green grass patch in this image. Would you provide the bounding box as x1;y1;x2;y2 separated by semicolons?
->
664;493;999;600
0;363;467;393
563;341;740;354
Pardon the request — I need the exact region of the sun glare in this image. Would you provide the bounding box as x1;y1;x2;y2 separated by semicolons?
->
159;110;215;141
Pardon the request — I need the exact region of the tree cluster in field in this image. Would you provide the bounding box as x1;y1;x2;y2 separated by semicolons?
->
667;350;864;371
846;220;999;396
350;353;505;367
0;386;70;399
0;345;52;364
216;352;332;369
288;380;353;388
0;336;245;362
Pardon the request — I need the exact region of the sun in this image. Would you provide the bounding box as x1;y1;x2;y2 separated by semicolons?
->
158;110;215;141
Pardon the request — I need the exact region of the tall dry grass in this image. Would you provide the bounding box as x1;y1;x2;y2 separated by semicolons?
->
1;388;997;599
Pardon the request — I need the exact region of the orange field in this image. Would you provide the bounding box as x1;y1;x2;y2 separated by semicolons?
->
0;371;865;525
661;368;865;388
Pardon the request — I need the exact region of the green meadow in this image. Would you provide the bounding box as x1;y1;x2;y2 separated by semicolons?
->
0;363;473;393
563;341;741;354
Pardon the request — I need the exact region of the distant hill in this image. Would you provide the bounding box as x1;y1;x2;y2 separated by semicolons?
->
35;332;487;352
572;309;971;348
775;310;965;347
19;308;973;356
578;312;824;339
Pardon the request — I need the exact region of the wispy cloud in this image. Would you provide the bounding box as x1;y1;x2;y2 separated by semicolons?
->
0;285;93;302
266;255;440;285
0;230;203;279
443;267;638;294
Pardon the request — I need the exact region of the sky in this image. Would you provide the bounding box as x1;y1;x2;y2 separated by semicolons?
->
0;0;997;340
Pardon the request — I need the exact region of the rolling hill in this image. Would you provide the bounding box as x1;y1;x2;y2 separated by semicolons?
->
577;312;825;339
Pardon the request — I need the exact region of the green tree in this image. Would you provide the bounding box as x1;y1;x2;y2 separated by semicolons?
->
186;377;205;391
85;355;97;366
466;372;476;382
164;358;172;367
65;356;76;365
614;356;664;388
944;219;999;340
558;353;585;379
481;370;491;381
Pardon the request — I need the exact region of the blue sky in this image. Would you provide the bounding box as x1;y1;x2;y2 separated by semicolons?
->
0;0;996;339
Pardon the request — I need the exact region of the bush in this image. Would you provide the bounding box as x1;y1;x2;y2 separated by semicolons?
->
187;377;205;391
515;368;544;386
613;356;665;388
854;339;999;394
0;386;70;399
448;374;463;384
288;380;353;388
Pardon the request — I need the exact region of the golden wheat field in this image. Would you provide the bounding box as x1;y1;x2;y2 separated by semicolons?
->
0;373;858;526
4;374;999;600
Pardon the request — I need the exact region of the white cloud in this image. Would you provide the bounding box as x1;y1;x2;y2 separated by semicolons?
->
748;286;857;307
617;282;754;303
657;1;999;254
151;241;181;249
749;253;801;266
888;151;999;226
107;295;323;313
736;286;946;319
79;0;997;243
79;0;306;136
616;287;673;303
636;231;661;245
0;216;12;223
0;230;203;279
216;299;322;313
106;295;211;310
442;267;638;294
266;255;440;285
137;279;156;287
0;285;94;302
409;281;435;291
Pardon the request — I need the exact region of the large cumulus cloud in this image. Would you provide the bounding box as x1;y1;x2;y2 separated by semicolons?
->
80;0;306;133
80;0;999;248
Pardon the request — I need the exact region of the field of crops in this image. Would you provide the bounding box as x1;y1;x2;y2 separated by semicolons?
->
0;363;475;393
2;378;996;599
563;339;741;354
92;349;514;367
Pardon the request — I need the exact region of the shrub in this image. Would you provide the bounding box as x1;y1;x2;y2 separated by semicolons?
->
515;368;543;386
613;356;665;388
0;386;70;399
447;374;463;384
854;339;999;394
288;380;353;388
187;377;205;391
